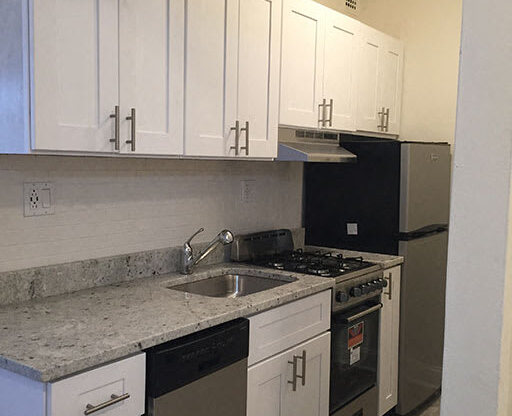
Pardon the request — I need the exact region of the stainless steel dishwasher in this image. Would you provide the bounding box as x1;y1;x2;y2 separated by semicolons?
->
145;318;249;416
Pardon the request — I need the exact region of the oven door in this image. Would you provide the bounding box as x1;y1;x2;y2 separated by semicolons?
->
330;299;382;414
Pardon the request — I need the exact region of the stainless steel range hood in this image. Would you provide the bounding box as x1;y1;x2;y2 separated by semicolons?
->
276;128;357;163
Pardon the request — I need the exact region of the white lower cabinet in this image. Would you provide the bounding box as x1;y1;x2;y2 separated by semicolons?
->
247;332;330;416
0;353;146;416
48;353;145;416
378;266;401;415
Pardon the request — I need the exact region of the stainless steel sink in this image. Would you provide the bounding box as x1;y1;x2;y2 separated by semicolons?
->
169;274;296;298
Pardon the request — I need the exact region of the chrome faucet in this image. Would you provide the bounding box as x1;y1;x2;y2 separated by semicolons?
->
181;228;234;274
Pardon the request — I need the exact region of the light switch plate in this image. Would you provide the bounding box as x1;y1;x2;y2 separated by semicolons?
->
24;182;55;217
347;223;358;235
241;180;256;203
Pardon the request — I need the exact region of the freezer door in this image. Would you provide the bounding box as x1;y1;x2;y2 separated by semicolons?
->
400;143;451;233
396;231;448;415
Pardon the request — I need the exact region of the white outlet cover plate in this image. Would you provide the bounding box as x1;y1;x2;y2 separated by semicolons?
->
24;182;55;217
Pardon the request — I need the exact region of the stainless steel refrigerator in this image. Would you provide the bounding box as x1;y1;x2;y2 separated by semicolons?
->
304;138;451;415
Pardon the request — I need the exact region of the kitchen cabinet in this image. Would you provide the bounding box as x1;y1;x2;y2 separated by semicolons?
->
280;0;359;131
118;0;184;155
3;0;278;158
13;0;183;155
378;265;401;415
247;290;331;416
279;0;325;129
0;354;145;416
280;0;403;135
247;332;330;416
356;26;403;135
184;0;281;158
31;0;119;153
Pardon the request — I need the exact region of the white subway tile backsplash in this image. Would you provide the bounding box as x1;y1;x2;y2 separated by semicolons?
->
0;155;303;272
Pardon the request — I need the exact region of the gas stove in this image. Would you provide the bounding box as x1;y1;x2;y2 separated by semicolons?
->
252;249;376;278
231;229;386;311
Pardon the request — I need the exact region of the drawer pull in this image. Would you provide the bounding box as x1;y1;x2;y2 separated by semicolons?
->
84;393;130;415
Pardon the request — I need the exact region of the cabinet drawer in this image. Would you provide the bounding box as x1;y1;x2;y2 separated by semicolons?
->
248;290;331;365
48;353;145;416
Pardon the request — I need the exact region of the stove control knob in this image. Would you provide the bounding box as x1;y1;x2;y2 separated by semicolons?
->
335;291;349;303
350;287;362;297
361;284;371;295
378;278;388;288
371;280;383;290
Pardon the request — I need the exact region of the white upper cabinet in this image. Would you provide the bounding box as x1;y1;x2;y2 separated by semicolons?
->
32;0;119;152
356;25;404;135
118;0;184;155
184;0;280;158
237;0;281;158
183;0;238;157
378;36;403;135
280;0;403;136
280;0;325;129
356;26;383;134
322;11;360;131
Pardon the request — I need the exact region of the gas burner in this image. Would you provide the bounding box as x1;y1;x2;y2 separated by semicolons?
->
253;250;376;278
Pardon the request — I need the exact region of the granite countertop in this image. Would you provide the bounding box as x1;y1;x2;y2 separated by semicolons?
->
306;246;404;269
0;264;333;383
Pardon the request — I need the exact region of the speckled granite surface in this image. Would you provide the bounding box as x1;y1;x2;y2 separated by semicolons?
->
0;264;333;383
0;228;306;307
306;245;404;269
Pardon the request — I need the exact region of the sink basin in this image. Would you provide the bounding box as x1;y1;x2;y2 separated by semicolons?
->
169;274;296;298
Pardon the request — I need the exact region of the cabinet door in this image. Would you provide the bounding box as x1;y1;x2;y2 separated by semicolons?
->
378;37;403;135
237;0;281;158
32;0;119;152
355;25;383;134
283;332;330;416
118;0;184;155
378;266;401;415
247;332;330;416
323;11;359;132
184;0;238;157
49;354;145;416
279;0;325;129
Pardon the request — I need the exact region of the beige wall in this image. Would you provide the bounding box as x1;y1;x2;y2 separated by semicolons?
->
316;0;462;145
0;156;303;272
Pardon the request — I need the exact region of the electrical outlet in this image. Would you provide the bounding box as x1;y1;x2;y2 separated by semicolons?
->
241;180;256;203
24;182;55;217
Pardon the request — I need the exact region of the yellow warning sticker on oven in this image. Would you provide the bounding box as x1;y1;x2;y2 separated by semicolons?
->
348;322;364;349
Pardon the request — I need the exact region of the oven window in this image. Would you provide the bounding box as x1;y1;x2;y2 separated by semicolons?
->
330;301;380;413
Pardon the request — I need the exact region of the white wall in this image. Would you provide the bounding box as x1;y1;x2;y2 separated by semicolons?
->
316;0;462;145
0;156;303;272
441;0;512;414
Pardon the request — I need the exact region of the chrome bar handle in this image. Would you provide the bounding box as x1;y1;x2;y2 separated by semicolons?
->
345;303;383;323
296;350;306;386
384;272;393;300
240;121;249;156
384;108;390;132
318;99;327;127
377;107;386;131
109;105;120;150
84;393;130;415
230;121;240;156
327;99;333;127
288;355;298;391
125;108;136;151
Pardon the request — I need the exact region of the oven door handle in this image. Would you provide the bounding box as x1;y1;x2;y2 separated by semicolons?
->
344;303;383;323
